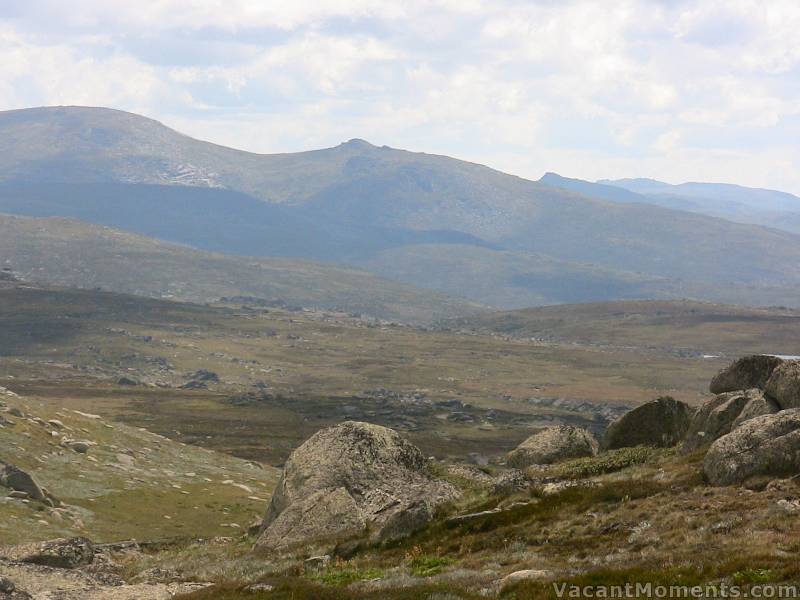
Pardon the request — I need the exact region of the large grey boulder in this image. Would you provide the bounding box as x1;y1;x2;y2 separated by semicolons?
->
704;409;800;485
681;389;776;454
0;463;46;501
507;425;598;468
257;421;458;553
709;355;784;394
601;397;693;450
260;487;366;552
765;361;800;409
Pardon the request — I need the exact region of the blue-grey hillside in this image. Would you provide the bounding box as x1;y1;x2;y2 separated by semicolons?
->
4;106;800;308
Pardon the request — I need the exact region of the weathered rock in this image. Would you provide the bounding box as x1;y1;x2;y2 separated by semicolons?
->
681;390;763;454
257;421;458;553
765;361;800;409
704;409;800;486
0;463;46;501
259;487;366;552
731;392;780;429
490;469;532;495
116;376;139;386
13;537;94;569
499;569;554;590
0;576;31;600
601;397;693;450
507;425;598;468
709;355;784;394
63;440;94;454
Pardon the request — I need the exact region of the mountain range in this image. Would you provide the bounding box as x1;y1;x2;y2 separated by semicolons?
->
542;172;800;235
3;105;800;312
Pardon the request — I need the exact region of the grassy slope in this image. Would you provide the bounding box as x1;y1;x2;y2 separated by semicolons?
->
0;387;278;545
0;213;483;324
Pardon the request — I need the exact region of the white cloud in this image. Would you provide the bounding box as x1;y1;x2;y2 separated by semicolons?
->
0;0;799;193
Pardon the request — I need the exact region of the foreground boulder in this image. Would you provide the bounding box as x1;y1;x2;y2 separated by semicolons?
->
704;409;800;485
681;389;778;454
257;421;458;553
709;355;783;394
5;537;94;569
765;361;800;409
507;425;598;468
601;397;693;450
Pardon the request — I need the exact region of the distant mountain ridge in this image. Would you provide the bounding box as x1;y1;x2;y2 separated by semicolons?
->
4;105;800;309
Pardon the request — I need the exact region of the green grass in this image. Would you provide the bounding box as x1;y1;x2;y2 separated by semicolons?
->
315;566;385;586
409;555;453;577
548;446;665;479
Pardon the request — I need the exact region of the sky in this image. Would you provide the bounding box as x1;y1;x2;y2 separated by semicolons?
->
1;0;799;194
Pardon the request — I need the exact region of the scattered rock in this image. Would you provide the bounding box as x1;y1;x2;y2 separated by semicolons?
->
63;440;94;454
601;397;693;450
765;361;800;409
704;409;800;486
681;390;759;454
186;369;219;382
499;569;554;590
12;537;95;569
709;355;784;394
46;419;64;429
0;575;30;599
490;469;532;495
257;421;458;553
507;425;598;468
244;583;275;592
116;376;140;386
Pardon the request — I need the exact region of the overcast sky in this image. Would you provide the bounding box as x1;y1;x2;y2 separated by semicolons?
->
2;0;799;193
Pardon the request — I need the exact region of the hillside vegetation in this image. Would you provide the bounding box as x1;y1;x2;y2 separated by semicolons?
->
0;213;482;324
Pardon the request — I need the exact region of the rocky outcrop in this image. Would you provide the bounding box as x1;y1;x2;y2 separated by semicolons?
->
704;409;800;485
681;389;777;454
507;425;598;468
709;355;784;394
765;361;800;409
256;421;458;554
601;397;693;450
